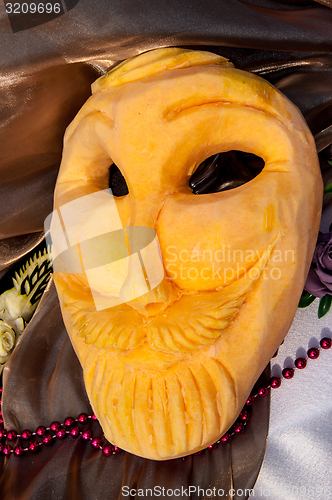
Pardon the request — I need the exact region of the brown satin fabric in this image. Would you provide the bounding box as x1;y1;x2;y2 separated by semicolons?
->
0;232;45;272
0;63;99;240
0;1;332;499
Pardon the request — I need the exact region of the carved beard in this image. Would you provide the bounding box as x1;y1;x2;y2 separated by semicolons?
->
52;48;322;460
55;231;282;460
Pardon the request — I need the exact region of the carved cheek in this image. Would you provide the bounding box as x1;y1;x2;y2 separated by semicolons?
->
158;175;284;290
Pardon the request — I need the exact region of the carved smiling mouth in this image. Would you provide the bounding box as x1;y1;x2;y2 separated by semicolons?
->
57;233;280;355
146;234;281;353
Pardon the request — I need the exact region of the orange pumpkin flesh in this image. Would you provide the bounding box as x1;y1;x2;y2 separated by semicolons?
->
51;48;323;460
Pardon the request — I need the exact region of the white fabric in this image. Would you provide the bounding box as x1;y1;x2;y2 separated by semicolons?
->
253;204;332;499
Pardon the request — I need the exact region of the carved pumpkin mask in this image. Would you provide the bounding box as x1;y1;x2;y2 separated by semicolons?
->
49;48;323;460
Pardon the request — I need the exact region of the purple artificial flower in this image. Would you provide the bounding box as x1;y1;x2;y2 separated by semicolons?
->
305;231;332;298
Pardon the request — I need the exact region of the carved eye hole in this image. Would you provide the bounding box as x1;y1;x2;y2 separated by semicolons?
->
109;163;129;197
189;150;265;195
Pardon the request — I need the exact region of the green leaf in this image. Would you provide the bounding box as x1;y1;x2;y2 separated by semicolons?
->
298;290;316;308
318;294;332;318
324;183;332;194
328;160;332;166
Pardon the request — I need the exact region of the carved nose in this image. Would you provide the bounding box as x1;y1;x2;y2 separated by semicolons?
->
118;193;178;315
118;228;175;316
120;274;174;316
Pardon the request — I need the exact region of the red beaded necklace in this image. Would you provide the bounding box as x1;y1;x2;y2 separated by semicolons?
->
0;337;331;458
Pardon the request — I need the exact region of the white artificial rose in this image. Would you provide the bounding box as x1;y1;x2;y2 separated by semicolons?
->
0;247;51;375
0;320;16;372
0;288;34;323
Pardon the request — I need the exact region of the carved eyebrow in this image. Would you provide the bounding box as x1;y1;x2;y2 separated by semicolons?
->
163;97;231;121
163;99;293;174
163;96;288;130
